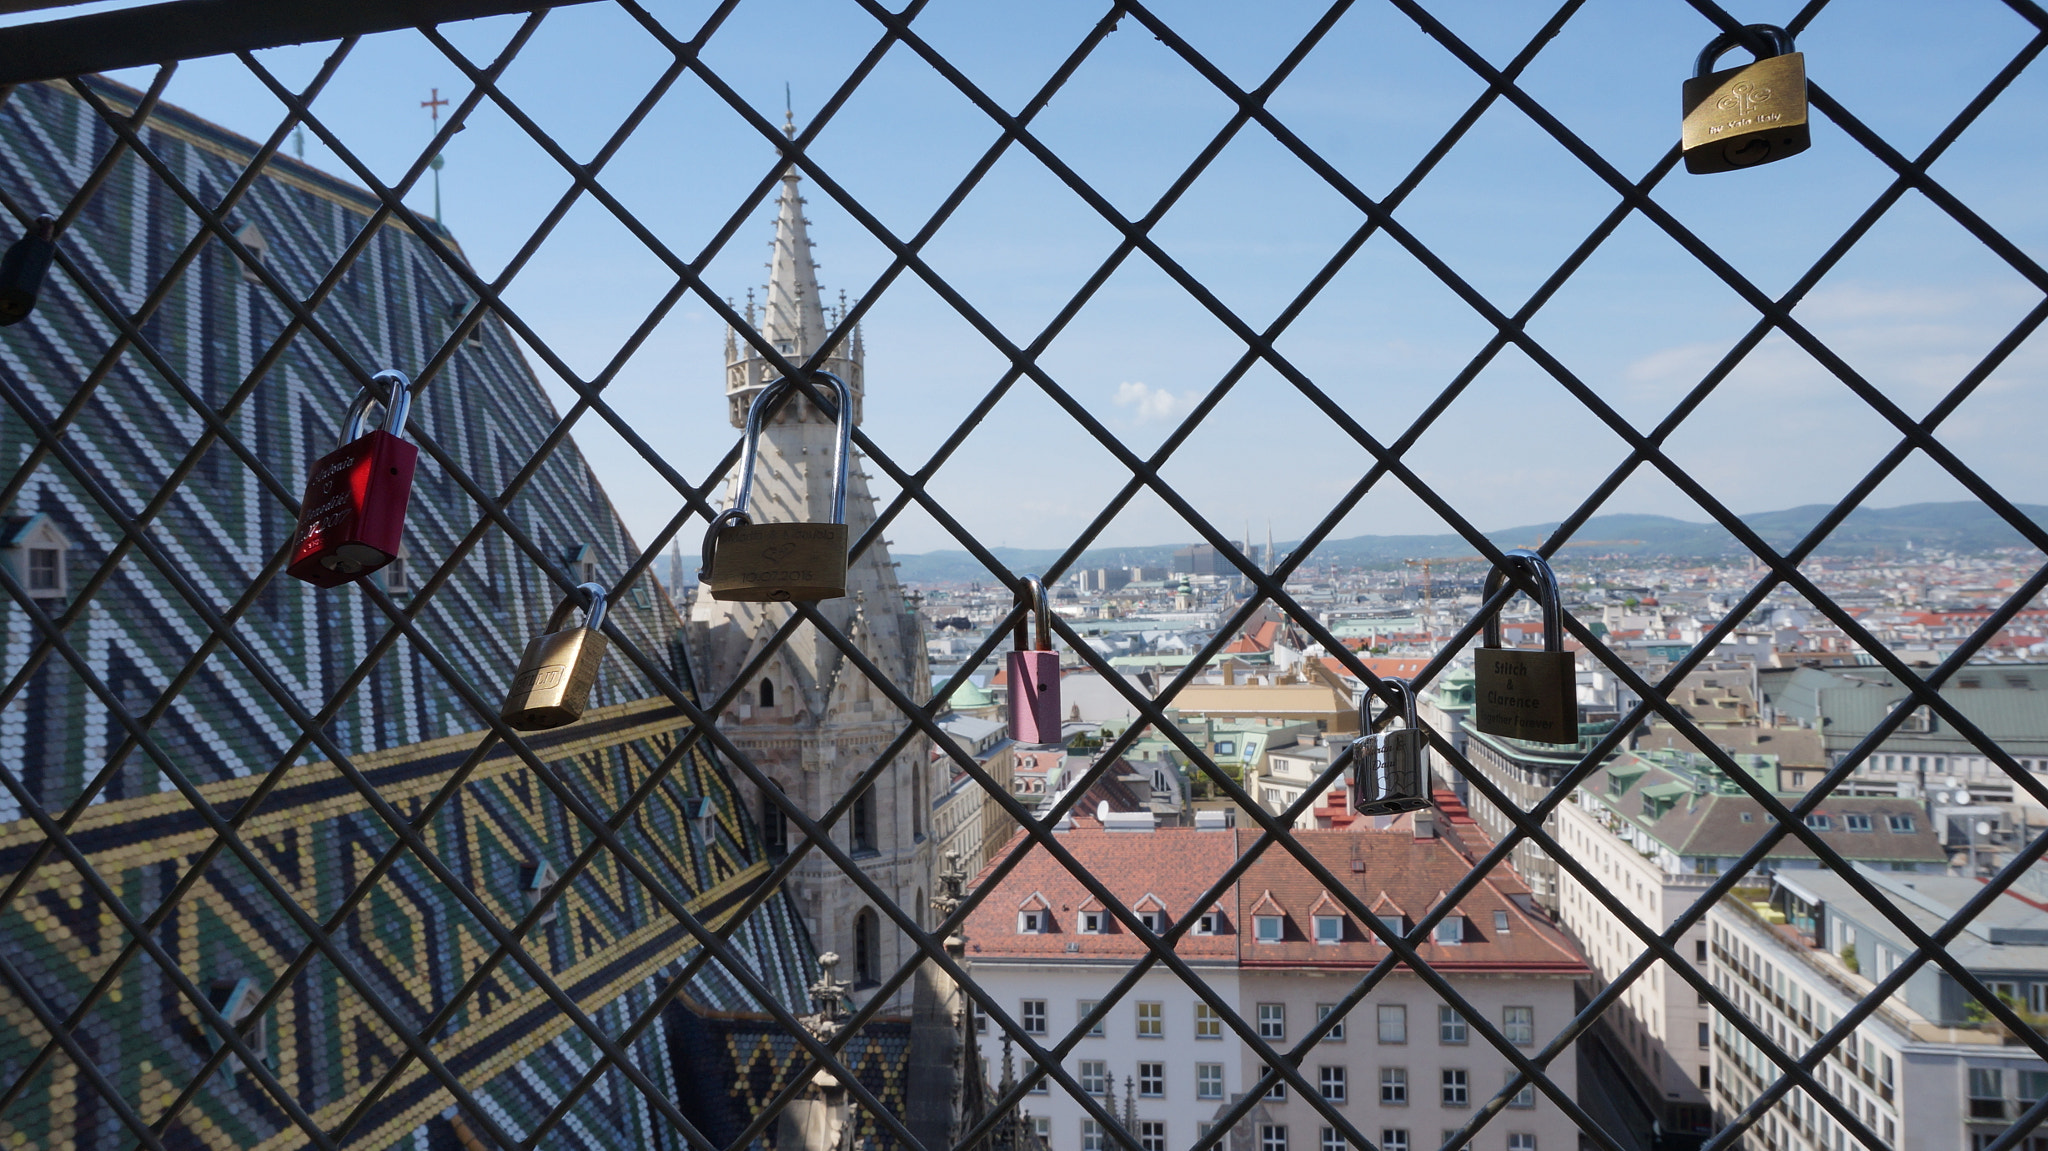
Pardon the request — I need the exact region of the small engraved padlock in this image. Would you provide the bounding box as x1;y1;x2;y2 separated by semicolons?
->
1007;575;1061;746
502;582;610;731
700;371;852;602
1472;549;1579;744
0;216;56;327
1682;24;1808;174
286;370;418;588
1350;677;1428;817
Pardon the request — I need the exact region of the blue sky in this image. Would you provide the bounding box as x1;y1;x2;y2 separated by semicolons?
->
73;0;2048;557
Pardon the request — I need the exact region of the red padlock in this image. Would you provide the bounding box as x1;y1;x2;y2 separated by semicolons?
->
286;370;418;588
1007;575;1061;746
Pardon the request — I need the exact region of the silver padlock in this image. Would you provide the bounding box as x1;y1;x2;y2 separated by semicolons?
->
501;582;609;731
1350;678;1428;817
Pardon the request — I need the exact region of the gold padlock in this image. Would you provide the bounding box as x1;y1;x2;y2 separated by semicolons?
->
1682;24;1808;174
501;582;609;731
1472;550;1578;744
700;371;852;602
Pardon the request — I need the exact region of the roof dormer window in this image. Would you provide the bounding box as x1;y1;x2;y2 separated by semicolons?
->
1255;914;1283;943
1019;908;1046;934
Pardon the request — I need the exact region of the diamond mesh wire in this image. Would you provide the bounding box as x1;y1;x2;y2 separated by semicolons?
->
0;1;2044;1151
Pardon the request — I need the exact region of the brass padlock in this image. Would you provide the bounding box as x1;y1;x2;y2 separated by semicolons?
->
1682;24;1808;174
501;582;609;731
1351;678;1428;817
1472;549;1578;744
700;371;852;602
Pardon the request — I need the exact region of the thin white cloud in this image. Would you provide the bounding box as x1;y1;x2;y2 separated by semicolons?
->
1113;380;1186;422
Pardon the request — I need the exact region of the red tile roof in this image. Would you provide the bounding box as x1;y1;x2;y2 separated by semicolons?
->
961;825;1588;975
1231;828;1585;972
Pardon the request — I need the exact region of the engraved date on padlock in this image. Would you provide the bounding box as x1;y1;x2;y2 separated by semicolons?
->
708;522;848;602
1682;51;1808;174
1473;648;1578;744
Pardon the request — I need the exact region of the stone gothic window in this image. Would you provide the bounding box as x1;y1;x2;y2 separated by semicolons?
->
851;787;876;854
853;908;879;987
759;678;774;708
762;789;788;858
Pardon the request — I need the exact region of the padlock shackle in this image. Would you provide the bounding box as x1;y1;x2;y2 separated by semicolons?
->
1012;575;1050;653
340;369;413;446
730;371;854;526
1481;548;1564;652
1359;676;1418;736
546;581;608;634
1695;23;1796;78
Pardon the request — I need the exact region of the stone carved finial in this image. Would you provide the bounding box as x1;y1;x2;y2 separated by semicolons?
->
802;952;854;1042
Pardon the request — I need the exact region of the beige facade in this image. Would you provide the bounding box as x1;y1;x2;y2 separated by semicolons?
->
689;157;934;1007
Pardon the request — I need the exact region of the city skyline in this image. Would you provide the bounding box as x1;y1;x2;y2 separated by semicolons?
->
41;0;2048;556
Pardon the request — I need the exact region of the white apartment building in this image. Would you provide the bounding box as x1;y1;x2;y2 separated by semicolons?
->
1707;865;2048;1150
1555;749;1946;1139
964;819;1589;1151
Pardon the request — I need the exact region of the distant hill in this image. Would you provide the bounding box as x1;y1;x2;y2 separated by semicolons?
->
888;501;2048;584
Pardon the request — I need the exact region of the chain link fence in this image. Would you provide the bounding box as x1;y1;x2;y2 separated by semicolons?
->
0;1;2045;1150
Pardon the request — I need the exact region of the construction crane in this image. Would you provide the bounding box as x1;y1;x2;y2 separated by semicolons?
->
1402;541;1644;621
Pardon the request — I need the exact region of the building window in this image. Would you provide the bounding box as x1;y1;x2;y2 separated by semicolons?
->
1082;1120;1104;1151
1139;1121;1166;1151
761;792;789;857
1077;1000;1104;1037
1139;1062;1164;1097
1968;1068;2006;1119
1380;1132;1408;1151
1137;1001;1163;1038
1888;814;1915;832
973;1003;987;1035
1022;1000;1046;1036
851;787;877;853
204;979;269;1076
1378;1004;1407;1044
1320;1127;1345;1151
853;909;879;986
759;678;775;708
1034;1117;1050;1141
1845;813;1871;832
1195;910;1219;934
1318;1065;1346;1102
1494;909;1510;933
1259;1003;1286;1040
1803;813;1833;831
1503;1006;1534;1046
1256;914;1284;942
1441;1068;1468;1107
1018;908;1046;934
1264;1070;1287;1100
1505;1072;1534;1109
1315;914;1343;943
1079;1060;1108;1096
1438;1005;1467;1044
1080;910;1104;933
1197;1062;1224;1100
22;547;59;593
1507;1136;1536;1151
1197;1003;1223;1039
1433;918;1464;945
1698;1065;1710;1091
1317;1002;1346;1041
1380;1067;1407;1105
1259;1125;1288;1151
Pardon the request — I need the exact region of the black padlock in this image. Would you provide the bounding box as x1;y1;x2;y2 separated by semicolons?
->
0;217;57;327
1682;24;1809;174
1472;549;1578;744
700;372;852;602
1351;677;1428;817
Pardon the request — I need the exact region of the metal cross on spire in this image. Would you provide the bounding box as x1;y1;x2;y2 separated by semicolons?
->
422;87;450;224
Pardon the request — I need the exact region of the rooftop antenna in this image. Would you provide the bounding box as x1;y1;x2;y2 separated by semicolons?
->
421;87;450;223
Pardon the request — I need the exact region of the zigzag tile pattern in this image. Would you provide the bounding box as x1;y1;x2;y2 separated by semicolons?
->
0;77;832;1150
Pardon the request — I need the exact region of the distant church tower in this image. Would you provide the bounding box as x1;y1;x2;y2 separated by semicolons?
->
690;125;935;1007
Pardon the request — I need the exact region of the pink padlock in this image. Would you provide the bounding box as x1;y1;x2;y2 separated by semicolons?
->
1007;575;1061;746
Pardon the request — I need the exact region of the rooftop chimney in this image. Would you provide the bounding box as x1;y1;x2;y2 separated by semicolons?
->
1413;809;1437;840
